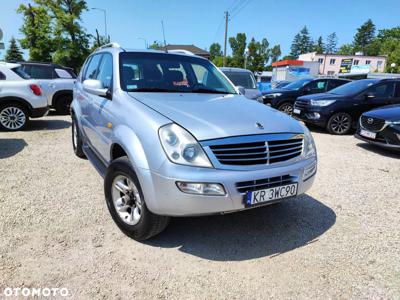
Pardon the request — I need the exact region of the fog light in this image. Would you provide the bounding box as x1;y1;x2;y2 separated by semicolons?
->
306;112;320;120
303;163;317;181
176;182;226;196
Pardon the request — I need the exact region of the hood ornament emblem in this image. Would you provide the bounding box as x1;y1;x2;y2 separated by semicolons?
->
367;118;374;124
256;122;264;129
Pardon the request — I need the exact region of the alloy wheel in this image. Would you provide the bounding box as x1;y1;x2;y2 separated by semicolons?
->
279;104;293;115
331;114;351;134
0;107;26;130
111;175;142;226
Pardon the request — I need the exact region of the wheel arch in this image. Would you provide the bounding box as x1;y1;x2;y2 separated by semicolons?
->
51;90;72;107
0;97;33;115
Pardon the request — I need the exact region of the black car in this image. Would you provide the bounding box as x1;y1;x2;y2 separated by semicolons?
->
294;79;400;135
355;104;400;150
261;78;350;114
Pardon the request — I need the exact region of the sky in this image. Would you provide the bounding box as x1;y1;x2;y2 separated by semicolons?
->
0;0;399;60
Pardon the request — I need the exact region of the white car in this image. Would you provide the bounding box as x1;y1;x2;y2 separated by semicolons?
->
0;62;48;131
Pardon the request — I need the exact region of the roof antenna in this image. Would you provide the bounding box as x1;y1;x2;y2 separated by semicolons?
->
161;20;168;53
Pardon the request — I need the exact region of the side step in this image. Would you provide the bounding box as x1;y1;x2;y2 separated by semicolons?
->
82;144;107;178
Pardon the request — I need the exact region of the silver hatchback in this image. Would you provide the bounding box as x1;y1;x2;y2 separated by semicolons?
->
71;43;317;240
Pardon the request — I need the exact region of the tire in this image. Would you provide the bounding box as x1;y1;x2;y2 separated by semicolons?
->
327;112;353;135
0;103;29;131
55;94;72;115
71;117;86;158
278;102;294;115
104;156;170;241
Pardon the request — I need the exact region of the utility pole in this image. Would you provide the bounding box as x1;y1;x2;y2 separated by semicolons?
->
223;11;229;67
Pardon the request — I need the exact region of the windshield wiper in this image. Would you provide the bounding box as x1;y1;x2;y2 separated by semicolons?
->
127;88;177;93
190;88;231;94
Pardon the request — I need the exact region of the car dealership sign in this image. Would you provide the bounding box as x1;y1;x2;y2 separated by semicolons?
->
0;28;4;49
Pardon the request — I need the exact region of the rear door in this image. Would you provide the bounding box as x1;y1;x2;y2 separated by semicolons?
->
358;82;395;114
23;65;55;105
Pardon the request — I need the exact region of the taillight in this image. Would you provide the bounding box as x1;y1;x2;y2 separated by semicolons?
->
29;84;42;96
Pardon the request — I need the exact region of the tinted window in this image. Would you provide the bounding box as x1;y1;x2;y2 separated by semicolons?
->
223;71;256;89
395;83;400;97
0;71;5;80
54;68;73;79
366;82;395;98
83;54;102;81
119;52;236;94
11;67;30;79
28;65;53;79
328;80;348;90
306;80;327;91
96;54;113;89
284;78;313;90
328;79;378;95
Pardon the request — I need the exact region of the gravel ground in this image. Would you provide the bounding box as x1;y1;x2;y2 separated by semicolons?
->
0;114;399;299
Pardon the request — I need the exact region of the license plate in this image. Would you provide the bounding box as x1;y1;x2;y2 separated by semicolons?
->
246;183;298;206
360;129;376;139
293;108;301;114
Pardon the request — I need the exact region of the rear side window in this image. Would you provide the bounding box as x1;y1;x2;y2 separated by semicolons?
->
328;80;348;90
54;68;73;79
27;65;53;79
366;82;395;98
83;54;102;81
0;71;5;80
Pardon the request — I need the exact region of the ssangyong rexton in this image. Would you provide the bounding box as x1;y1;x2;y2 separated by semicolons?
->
71;43;317;241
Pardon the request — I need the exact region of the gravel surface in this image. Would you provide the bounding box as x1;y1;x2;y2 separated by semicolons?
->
0;114;399;299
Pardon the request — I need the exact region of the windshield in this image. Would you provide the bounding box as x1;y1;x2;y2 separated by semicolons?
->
222;71;257;89
328;79;378;95
119;52;237;94
283;78;313;90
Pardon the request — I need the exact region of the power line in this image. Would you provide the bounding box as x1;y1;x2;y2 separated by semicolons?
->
231;0;253;19
229;0;244;15
211;15;225;44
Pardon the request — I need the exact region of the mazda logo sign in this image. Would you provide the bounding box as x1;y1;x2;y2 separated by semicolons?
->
367;118;374;124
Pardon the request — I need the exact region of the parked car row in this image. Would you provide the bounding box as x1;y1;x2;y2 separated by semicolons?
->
0;61;75;131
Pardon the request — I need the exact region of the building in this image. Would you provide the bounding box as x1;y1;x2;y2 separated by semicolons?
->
159;44;210;59
299;52;387;76
271;60;320;82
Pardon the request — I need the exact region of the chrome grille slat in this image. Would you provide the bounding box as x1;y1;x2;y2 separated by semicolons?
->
360;116;386;132
207;135;303;166
236;175;296;193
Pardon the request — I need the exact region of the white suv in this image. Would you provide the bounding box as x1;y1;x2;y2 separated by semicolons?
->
0;62;48;131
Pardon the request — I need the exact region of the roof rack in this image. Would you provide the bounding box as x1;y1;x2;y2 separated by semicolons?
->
96;42;125;52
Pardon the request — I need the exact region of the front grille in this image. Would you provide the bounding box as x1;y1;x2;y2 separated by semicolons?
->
208;137;303;166
294;99;309;109
236;174;296;193
360;116;386;132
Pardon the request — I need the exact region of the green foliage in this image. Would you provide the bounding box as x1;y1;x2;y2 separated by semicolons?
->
353;19;376;55
270;44;281;63
17;3;54;61
290;26;313;57
4;37;24;62
325;32;338;53
229;33;247;67
313;36;324;54
247;37;269;72
337;43;354;55
148;41;164;50
209;43;222;60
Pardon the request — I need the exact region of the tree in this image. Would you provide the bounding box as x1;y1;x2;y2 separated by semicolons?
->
325;32;338;53
209;43;222;60
229;33;247;67
246;37;269;71
4;37;24;62
17;3;54;61
337;44;354;55
290;26;313;57
270;44;281;63
313;36;324;54
148;41;164;50
353;19;376;55
35;0;91;71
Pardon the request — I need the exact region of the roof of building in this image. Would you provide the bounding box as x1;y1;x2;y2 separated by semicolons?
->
271;60;305;67
300;52;387;59
162;45;210;56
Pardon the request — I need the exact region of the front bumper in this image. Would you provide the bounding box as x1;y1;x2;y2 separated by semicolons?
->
355;125;400;150
137;157;317;216
292;106;329;127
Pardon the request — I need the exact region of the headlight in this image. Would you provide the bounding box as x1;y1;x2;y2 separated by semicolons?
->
302;126;317;158
266;93;282;98
310;99;336;107
387;120;400;125
159;123;212;168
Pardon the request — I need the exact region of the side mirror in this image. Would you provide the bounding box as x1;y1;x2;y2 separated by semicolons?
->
83;79;109;97
302;87;311;95
365;92;376;100
237;86;246;95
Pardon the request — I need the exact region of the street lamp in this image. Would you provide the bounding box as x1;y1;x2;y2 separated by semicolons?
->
92;7;107;39
244;47;249;69
391;63;396;73
137;37;148;49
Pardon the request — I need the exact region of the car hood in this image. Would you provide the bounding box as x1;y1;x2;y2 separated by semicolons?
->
364;104;400;121
298;92;347;101
243;88;262;99
128;93;304;141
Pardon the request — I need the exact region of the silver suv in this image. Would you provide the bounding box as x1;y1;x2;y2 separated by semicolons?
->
71;43;317;240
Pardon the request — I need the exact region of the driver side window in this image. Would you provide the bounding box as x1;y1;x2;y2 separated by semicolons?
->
366;83;395;98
